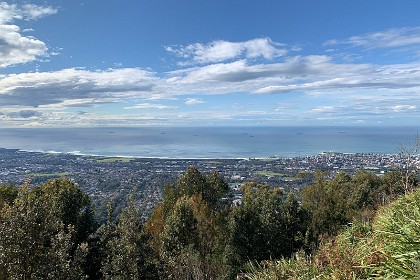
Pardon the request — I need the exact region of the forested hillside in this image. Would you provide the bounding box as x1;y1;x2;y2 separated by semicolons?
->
0;165;418;279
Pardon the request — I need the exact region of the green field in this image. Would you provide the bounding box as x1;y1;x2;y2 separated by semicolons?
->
28;172;71;177
95;157;135;163
256;158;279;162
255;171;287;177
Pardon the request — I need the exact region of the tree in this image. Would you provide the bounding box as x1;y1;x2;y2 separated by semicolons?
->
160;197;200;279
0;184;18;210
101;196;158;279
147;166;231;258
146;167;231;279
381;171;406;204
164;166;230;212
350;170;382;211
397;137;420;194
227;183;307;275
0;181;91;279
204;171;230;209
301;172;352;237
41;178;97;243
281;192;309;256
175;166;208;199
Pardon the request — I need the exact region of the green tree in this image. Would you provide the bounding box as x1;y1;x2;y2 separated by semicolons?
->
349;170;382;214
381;171;407;204
301;172;352;238
147;167;231;279
163;166;230;214
160;197;200;279
0;181;90;279
281;192;309;256
147;166;231;257
161;197;200;259
41;178;97;243
205;171;230;209
101;197;158;279
227;183;307;276
0;184;18;210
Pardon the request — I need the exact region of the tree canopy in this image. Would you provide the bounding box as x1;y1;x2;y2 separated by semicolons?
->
0;166;416;279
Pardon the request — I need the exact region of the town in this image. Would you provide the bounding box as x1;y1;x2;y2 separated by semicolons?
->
0;148;416;218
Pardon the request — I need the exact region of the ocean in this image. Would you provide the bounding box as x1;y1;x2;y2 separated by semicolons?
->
0;126;419;159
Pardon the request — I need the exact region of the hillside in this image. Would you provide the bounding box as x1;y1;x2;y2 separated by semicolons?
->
246;185;420;279
0;166;418;279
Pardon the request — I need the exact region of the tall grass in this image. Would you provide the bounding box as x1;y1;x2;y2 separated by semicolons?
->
244;251;320;280
373;188;420;279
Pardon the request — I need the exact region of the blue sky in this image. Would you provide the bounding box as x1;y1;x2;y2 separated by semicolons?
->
1;0;420;127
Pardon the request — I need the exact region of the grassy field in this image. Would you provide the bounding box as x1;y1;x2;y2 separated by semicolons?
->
28;172;71;177
95;157;135;163
255;171;287;177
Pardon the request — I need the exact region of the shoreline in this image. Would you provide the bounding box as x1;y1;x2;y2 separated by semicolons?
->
3;147;403;161
1;126;418;159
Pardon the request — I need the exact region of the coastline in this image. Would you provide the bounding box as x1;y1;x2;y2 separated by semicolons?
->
5;147;404;161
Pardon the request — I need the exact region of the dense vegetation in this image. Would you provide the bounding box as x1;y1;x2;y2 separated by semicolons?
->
246;185;420;279
0;164;418;279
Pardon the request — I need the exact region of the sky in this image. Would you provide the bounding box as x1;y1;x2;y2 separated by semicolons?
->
1;0;420;127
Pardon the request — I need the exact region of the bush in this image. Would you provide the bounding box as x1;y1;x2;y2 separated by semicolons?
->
246;187;420;280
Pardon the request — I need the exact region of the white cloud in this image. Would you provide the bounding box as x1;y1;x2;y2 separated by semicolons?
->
0;24;48;68
311;106;337;113
255;60;420;94
325;26;420;49
165;38;286;65
125;103;178;110
185;98;204;105
20;4;57;21
0;68;157;107
392;105;417;112
3;55;420;114
0;2;57;24
0;2;57;68
168;55;374;92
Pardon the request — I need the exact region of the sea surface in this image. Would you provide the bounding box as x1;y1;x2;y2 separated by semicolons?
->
0;126;419;159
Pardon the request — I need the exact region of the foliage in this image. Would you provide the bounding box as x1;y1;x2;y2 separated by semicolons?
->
1;164;418;279
0;179;94;279
301;172;352;238
247;179;420;280
41;178;97;243
301;170;412;241
151;167;231;279
226;183;308;277
244;251;321;280
245;219;381;279
0;184;18;209
373;187;420;278
160;197;200;259
100;196;159;279
161;166;230;217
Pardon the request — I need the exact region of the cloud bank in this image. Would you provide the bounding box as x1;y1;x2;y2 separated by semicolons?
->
2;54;420;112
